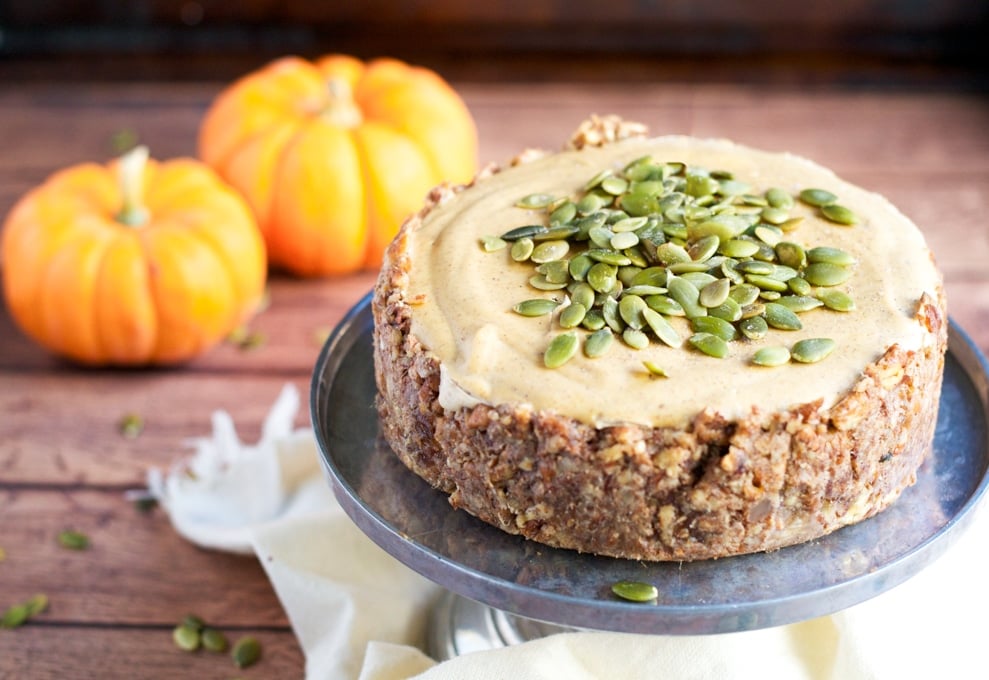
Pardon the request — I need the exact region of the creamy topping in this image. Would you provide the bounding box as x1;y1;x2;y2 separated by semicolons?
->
405;136;942;427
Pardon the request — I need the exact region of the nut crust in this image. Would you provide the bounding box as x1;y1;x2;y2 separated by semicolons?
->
372;152;947;563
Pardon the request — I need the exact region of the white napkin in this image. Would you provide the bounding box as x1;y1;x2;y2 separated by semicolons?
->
149;384;989;679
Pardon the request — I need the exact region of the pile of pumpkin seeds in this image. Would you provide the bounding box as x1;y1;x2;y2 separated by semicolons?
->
480;154;858;371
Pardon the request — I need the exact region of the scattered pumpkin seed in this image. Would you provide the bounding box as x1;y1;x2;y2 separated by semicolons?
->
622;328;650;350
821;204;858;225
817;289;856;312
803;262;853;287
511;237;535;261
791;337;837;363
0;546;5;562
642;361;669;378
584;328;614;358
512;299;558;317
530;240;570;263
118;413;144;439
581;309;606;331
738;315;769;340
753;346;791;367
501;224;547;241
516;193;556;209
549;201;577;226
774;242;807;270
691;316;738;342
765;187;794;209
763;303;803;330
202;627;229;653
698;277;730;308
689;332;729;358
642;308;682;348
799;188;838;207
173;623;201;651
231;636;262;669
24;594;48;617
611;580;659;602
1;604;29;629
667;276;707;318
807;246;856;266
776;295;824;313
57;530;90;550
544;332;579;368
645;294;685;317
559;302;588;329
787;277;812;296
479;235;507;252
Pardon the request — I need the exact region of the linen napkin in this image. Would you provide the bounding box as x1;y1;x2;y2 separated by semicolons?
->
148;384;989;680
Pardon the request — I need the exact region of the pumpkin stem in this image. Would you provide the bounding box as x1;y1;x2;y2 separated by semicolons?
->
116;145;150;227
322;78;363;128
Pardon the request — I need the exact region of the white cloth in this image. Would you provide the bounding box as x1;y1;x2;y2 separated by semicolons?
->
148;384;989;680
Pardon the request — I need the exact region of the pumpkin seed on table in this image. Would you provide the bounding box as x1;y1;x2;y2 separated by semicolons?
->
807;246;856;266
231;636;262;669
817;289;856;312
479;235;507;252
689;332;729;358
753;345;791;367
642;361;669;378
777;295;824;313
698;277;730;308
642;308;683;348
739;315;769;340
559;302;588;329
1;604;29;629
803;262;853;287
692;316;738;342
544;332;579;368
584;328;614;357
173;623;201;651
799;188;838;207
765;186;794;209
622;328;650;350
516;193;556;209
201;627;229;653
511;237;535;261
791;337;837;363
57;529;89;550
611;580;659;602
821;204;859;225
763;303;803;330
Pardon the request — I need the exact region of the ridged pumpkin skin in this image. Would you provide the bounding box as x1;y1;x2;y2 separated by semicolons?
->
198;54;478;276
1;154;267;365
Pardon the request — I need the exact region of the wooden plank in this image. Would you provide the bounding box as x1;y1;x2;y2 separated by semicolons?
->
0;489;290;627
0;626;304;678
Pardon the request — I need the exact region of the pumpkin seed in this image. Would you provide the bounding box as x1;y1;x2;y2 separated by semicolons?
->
654;242;692;265
642;307;682;348
630;266;667;288
58;529;89;550
533;224;580;241
588;225;616;248
787;276;812;296
689;332;729;358
536;260;570;284
612;580;659;602
511;237;535;262
698;277;730;308
734;260;775;276
610;231;640;250
118;413;144;438
549;201;577;226
799;188;838;207
720;238;761;258
612;216;648;232
569;282;595;310
817;289;856;312
760;208;790;227
688;234;720;262
602;296;625;333
583;169;614;191
623;285;666;297
667;261;712;274
753;346;791;366
803;262;852;287
667;276;707;318
791;337;837;363
182;614;205;631
567;252;593;280
777;295;824;313
582;309;606;331
739;302;766;319
559;302;587;329
501;224;546;241
544;332;579;368
620;192;660;216
821;204;858;225
759;290;782;301
738;315;769;340
645;295;685;317
25;594;48;617
692;316;738;342
718;179;750;196
708;297;743;322
2;604;29;629
202;627;229;653
778;216;804;233
576;191;608;215
728;283;761;306
618;295;647;329
479;235;507;252
642;361;669;378
763;303;803;330
774;242;806;270
584;327;614;357
807;246;856;266
516;193;556;209
745;274;789;292
765;187;794;209
530;240;570;263
173;624;201;651
587;262;619;293
601;176;629;195
680;271;717;288
231;636;262;669
529;274;568;291
622;328;650;350
754;224;784;246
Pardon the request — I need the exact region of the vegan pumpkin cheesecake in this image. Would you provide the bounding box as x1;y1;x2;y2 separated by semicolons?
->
372;116;947;561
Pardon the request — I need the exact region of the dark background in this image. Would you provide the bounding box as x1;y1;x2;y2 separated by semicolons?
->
2;1;987;86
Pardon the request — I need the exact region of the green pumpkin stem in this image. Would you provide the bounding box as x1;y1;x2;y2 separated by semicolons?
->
116;145;150;227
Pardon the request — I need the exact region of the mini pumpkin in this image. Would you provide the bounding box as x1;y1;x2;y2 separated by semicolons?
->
1;146;267;365
198;54;478;276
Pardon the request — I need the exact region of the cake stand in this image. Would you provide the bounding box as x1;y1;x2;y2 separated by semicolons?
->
310;293;989;660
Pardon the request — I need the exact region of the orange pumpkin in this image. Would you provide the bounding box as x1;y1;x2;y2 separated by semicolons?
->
1;146;267;365
198;54;478;276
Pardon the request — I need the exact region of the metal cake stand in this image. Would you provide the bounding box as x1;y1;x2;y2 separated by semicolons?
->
310;293;989;661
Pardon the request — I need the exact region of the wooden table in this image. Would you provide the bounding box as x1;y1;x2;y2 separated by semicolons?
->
1;61;987;678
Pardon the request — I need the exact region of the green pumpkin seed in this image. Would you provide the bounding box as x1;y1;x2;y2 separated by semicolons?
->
620;192;660;216
708;297;743;322
602;296;625;333
479;235;507;252
745;274;789;292
201;627;228;653
791;337;837;363
777;295;824;313
630;266;667;288
753;346;791;367
720;238;761;258
654;242;692;265
734;260;775;276
778;216;804;233
501;224;547;241
760;208;790;227
738;315;769;340
817;289;856;312
667;261;712;274
692;316;738;342
759;290;782;301
231;636;262;669
787;277;812;296
558;302;587;329
530;240;570;263
529;274;568;291
680;272;717;288
516;193;556;209
549;201;577;226
576;192;608;215
582;309;606;331
821;204;858;225
611;580;659;602
587;262;619;293
511;237;535;262
698;277;730;308
728;283;761;306
544;332;579;368
583;169;614;191
612;216;648;233
642;308;682;348
567;253;593;280
173;624;201;652
642;361;669;378
685;174;720;198
667;276;707;318
618;295;647;329
600;176;629;195
58;529;89;550
742;193;769;207
533;224;580;241
588;225;616;248
739;302;766;319
622;328;650;350
2;604;29;629
803;262;853;287
807;246;856;266
721;259;745;284
774;242;807;270
799;188;838;207
689;332;729;358
688;234;720;262
25;594;48;617
763;303;803;330
645;294;685;317
610;231;640;250
622;246;648;268
754;224;784;246
718;179;750;196
536;260;570;284
765;187;794;209
584;328;614;357
570;282;595;310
